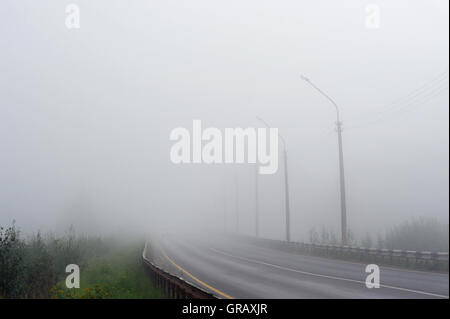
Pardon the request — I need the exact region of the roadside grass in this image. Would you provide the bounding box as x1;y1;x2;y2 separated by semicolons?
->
51;243;166;299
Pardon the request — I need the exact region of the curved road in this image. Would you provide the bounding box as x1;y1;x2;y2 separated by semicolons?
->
149;235;449;299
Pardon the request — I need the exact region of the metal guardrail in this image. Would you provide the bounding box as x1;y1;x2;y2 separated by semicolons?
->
239;235;449;269
141;242;216;299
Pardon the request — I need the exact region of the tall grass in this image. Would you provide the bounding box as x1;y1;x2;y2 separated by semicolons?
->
382;217;449;252
1;222;110;298
50;244;166;299
308;226;356;246
308;217;449;252
0;223;25;298
1;222;164;299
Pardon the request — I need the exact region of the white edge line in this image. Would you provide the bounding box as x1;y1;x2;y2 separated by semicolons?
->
210;248;449;299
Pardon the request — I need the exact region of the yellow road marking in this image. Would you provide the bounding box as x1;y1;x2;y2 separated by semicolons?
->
161;247;234;299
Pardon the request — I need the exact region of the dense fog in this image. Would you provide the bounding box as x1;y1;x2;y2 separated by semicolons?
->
0;0;448;244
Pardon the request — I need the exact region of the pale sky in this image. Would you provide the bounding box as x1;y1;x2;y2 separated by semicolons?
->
0;0;448;240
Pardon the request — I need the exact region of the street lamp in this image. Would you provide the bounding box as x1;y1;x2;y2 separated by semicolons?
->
256;117;291;242
234;165;239;233
300;75;348;245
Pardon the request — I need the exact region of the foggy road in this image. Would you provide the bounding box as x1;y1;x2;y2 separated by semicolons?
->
150;235;449;299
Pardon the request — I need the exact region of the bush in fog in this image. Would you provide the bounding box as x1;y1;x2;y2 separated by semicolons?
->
308;228;320;244
0;222;26;298
360;233;373;248
21;232;55;298
309;218;448;252
0;222;110;298
44;226;109;280
382;217;449;252
309;226;355;246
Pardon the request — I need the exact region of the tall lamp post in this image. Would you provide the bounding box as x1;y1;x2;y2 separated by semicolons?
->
234;165;239;233
256;117;291;242
300;75;348;245
255;163;259;237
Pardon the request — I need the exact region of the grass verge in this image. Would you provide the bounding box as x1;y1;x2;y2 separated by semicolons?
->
51;243;166;299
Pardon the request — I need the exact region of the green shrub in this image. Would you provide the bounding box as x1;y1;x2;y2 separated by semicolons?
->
50;244;166;299
383;217;449;252
0;222;111;298
0;222;26;298
21;232;55;298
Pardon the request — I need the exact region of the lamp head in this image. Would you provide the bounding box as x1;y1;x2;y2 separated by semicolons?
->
300;74;310;82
